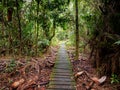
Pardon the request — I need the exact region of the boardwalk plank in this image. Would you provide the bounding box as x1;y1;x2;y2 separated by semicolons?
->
47;44;76;90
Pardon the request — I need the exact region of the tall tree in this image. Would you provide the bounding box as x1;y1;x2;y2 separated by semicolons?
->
16;0;22;55
75;0;79;60
35;0;40;56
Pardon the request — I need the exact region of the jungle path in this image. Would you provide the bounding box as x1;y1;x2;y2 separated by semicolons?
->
47;43;76;90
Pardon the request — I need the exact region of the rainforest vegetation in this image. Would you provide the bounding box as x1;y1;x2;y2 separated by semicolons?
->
0;0;120;89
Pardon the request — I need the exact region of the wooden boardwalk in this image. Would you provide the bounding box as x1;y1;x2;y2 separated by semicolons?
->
47;44;76;90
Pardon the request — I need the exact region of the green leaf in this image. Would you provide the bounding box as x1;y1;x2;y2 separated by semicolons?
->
114;40;120;45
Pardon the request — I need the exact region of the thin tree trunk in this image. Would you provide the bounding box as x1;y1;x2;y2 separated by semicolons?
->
46;20;56;53
8;28;12;55
35;1;40;56
16;0;22;55
75;0;79;60
49;20;56;42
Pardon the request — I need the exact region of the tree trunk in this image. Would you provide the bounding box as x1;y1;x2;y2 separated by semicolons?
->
16;0;22;55
8;28;12;55
35;0;40;56
75;0;79;60
49;20;56;42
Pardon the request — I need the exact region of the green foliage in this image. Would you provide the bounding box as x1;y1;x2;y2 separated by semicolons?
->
38;39;50;49
110;74;120;84
88;0;120;76
5;59;16;73
114;40;120;45
56;28;68;41
0;0;71;56
51;37;59;46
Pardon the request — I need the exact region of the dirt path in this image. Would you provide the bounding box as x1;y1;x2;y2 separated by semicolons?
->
47;43;75;90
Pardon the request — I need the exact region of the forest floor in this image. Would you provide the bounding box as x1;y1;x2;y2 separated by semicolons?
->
0;46;58;90
0;45;120;90
67;47;120;90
